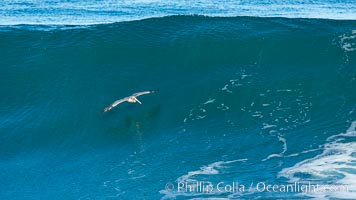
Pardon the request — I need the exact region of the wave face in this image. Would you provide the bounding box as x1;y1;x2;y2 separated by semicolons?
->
0;16;355;199
0;0;356;25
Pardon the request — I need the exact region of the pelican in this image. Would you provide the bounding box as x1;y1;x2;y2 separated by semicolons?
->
103;90;155;113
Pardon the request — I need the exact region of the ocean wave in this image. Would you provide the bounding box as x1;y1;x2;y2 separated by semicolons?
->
0;0;356;26
1;12;355;199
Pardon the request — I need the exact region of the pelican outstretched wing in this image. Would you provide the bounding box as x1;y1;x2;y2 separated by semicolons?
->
103;90;156;113
132;90;154;97
103;97;129;112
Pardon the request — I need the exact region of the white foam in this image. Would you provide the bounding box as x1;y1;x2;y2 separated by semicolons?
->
203;99;215;105
262;123;277;129
160;159;247;199
279;121;356;199
229;79;239;85
184;106;208;122
276;89;292;92
241;75;251;79
196;115;206;119
284;148;321;158
339;31;356;52
221;84;232;93
217;104;229;111
262;135;288;161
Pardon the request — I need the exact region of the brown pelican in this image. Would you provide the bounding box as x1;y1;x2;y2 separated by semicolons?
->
103;90;155;113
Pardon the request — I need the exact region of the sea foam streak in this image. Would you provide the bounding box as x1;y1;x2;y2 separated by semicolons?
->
160;159;247;199
279;121;356;199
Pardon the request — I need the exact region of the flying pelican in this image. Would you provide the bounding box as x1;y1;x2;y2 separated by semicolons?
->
103;90;155;113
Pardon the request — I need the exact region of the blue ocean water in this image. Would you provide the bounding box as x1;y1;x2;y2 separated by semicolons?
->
1;1;356;200
1;0;356;25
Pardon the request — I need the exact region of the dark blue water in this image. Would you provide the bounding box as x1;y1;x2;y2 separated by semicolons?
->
1;2;356;200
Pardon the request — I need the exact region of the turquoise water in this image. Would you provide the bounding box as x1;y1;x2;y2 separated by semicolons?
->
1;5;356;200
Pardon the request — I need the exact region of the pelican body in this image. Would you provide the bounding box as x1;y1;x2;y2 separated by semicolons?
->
103;90;154;113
